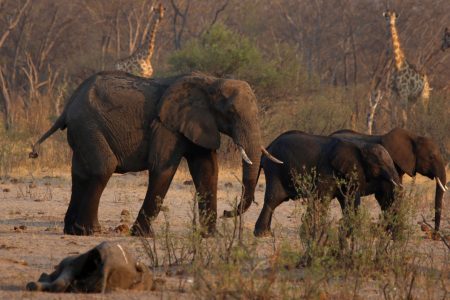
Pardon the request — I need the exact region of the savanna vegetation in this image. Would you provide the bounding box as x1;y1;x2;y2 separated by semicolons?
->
0;0;449;173
0;0;449;298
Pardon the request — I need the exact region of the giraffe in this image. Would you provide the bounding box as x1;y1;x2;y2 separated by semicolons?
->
383;10;430;125
115;3;165;78
442;27;450;51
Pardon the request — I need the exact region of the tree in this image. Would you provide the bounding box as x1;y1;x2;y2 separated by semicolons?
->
168;24;283;92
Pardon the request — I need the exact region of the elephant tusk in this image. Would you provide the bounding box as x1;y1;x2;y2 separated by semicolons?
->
436;177;447;192
116;244;128;264
238;146;253;165
390;179;399;187
261;146;283;164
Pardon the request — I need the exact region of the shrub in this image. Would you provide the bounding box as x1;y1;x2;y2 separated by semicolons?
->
168;24;308;96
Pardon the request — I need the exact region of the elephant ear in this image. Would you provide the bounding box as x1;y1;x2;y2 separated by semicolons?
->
381;128;415;176
157;76;220;150
330;140;366;185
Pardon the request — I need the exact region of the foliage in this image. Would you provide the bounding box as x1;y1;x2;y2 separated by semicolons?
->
134;173;447;299
168;24;268;88
168;24;307;95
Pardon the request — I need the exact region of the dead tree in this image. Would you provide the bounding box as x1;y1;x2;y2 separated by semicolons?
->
0;66;12;129
208;0;230;30
367;91;382;135
0;0;31;49
36;8;73;70
170;0;191;50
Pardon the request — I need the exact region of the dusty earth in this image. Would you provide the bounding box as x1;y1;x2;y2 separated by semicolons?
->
0;164;448;299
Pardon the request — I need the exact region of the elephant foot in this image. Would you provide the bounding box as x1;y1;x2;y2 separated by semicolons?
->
254;228;272;237
130;223;155;238
222;209;240;218
26;281;41;291
199;226;217;238
64;222;101;236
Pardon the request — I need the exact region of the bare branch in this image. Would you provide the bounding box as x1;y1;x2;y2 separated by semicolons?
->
37;8;73;70
209;0;230;29
0;66;12;129
0;0;31;49
170;0;191;49
367;91;382;134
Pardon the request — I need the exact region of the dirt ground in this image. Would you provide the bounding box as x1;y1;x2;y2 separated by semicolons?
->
0;165;448;299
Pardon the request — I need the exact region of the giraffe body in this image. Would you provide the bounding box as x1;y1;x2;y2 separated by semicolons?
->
115;3;165;78
115;57;154;78
384;10;430;111
392;62;429;104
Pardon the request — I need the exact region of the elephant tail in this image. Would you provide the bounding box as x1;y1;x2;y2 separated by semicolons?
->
29;111;67;159
29;74;89;159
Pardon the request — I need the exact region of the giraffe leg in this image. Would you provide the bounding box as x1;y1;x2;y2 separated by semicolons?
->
399;89;409;128
401;108;408;128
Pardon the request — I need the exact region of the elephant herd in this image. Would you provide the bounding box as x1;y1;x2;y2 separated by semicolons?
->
30;71;447;238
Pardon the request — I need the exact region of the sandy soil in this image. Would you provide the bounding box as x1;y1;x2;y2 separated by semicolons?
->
0;166;448;299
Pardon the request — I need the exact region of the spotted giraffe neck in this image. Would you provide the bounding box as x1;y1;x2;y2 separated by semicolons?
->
388;19;406;70
139;5;164;62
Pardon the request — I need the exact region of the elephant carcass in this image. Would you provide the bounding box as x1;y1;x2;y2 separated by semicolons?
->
26;242;153;293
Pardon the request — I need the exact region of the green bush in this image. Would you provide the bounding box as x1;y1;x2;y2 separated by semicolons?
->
168;24;307;96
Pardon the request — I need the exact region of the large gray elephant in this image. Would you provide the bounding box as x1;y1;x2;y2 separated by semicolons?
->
223;130;402;237
331;128;447;231
30;71;281;237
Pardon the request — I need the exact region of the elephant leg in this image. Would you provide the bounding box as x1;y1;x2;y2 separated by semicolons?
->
64;131;117;235
65;163;115;235
131;121;188;237
375;181;400;235
336;192;361;239
375;178;400;212
72;174;113;235
131;154;184;237
64;156;83;229
254;178;288;237
186;148;218;237
336;191;361;214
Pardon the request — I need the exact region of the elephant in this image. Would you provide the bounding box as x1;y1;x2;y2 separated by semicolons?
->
331;127;447;231
26;242;152;293
223;130;401;237
29;71;282;237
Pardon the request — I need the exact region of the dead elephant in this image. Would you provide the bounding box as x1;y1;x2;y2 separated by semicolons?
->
26;241;153;293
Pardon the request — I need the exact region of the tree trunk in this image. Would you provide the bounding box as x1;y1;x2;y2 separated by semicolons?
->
0;67;12;130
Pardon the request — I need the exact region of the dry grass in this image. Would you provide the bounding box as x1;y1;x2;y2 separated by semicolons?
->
0;84;449;299
0;165;448;299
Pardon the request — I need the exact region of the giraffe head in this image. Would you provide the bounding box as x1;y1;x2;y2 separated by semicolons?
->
441;27;450;51
154;3;165;21
383;9;398;26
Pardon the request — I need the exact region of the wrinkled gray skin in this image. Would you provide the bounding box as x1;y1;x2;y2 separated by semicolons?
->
30;71;264;237
331;128;447;231
252;131;401;237
26;242;152;293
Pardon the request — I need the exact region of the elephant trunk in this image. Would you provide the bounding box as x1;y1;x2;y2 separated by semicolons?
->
223;124;262;218
26;269;74;292
434;166;447;231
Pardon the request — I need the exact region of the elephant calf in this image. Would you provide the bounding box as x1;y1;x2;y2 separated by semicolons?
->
252;131;401;237
331;128;447;231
